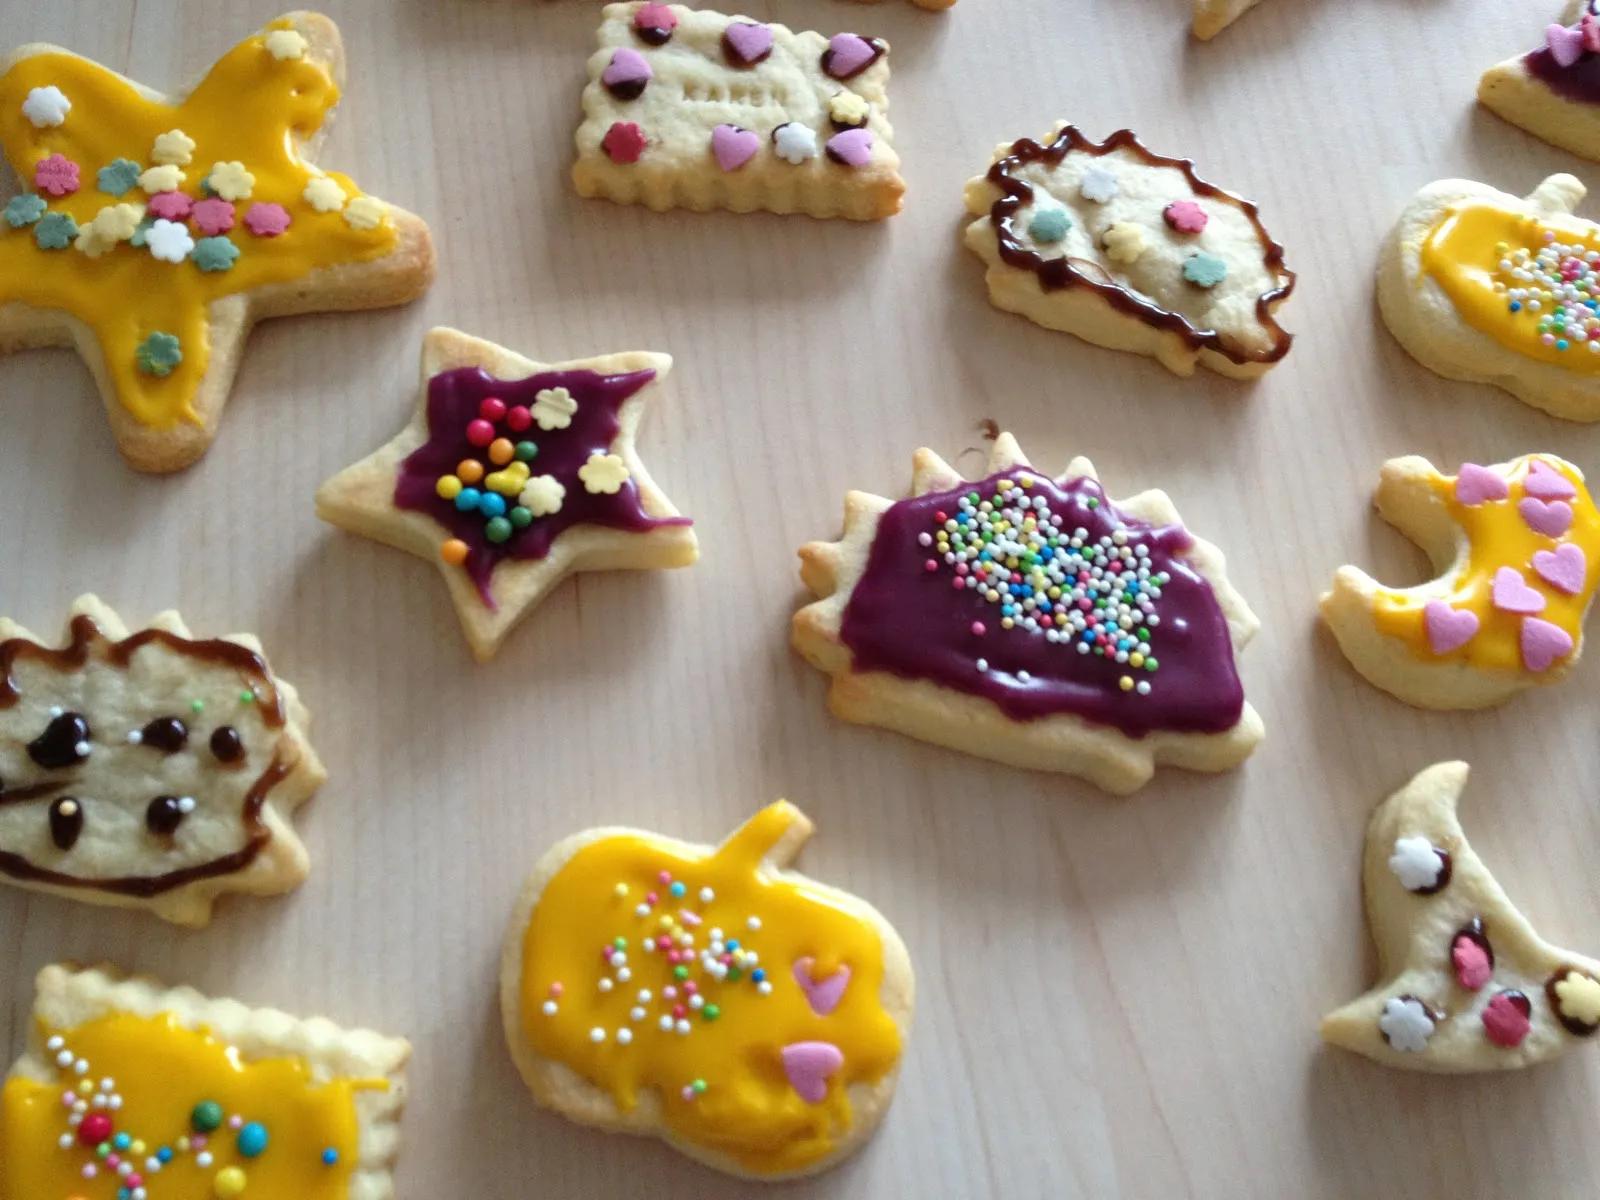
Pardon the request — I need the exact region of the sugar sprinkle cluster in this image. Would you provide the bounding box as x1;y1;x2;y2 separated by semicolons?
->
1495;231;1600;355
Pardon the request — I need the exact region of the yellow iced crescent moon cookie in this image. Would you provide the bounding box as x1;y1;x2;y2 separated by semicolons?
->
1192;0;1269;39
1480;1;1600;161
1;964;409;1198
0;594;325;925
1377;172;1600;420
573;3;904;221
1322;763;1600;1072
1320;454;1600;709
791;433;1264;795
499;802;914;1179
0;12;435;472
962;124;1294;379
315;327;698;662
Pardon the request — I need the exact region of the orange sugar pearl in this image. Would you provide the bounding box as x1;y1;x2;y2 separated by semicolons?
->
488;438;515;466
457;459;485;485
440;539;469;566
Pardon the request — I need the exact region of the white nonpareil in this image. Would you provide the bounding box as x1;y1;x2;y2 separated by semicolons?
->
1387;835;1443;891
1377;996;1434;1053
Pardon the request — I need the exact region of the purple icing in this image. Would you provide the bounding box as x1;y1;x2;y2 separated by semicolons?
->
394;367;690;608
837;472;1245;737
1526;46;1600;102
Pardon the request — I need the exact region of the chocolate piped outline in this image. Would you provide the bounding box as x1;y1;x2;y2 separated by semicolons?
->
0;614;291;896
983;126;1296;368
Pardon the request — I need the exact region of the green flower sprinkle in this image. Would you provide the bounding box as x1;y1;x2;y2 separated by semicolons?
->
128;216;156;248
97;158;141;196
1183;252;1228;289
4;194;46;228
136;332;183;378
34;212;77;249
1028;207;1071;244
193;236;240;272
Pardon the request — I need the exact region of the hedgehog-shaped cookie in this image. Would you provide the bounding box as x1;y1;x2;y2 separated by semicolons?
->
962;124;1294;379
0;595;324;924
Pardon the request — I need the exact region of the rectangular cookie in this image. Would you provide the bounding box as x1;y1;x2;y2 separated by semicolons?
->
572;2;904;220
2;964;409;1200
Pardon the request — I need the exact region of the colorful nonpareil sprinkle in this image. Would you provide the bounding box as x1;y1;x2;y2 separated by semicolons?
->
1494;233;1600;356
924;477;1165;698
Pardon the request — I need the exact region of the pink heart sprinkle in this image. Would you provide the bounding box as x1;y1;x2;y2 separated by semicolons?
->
1454;462;1509;506
1451;936;1492;991
1548;22;1586;67
1520;497;1574;537
792;957;852;1016
1521;616;1575;672
191;197;235;236
1525;458;1578;501
634;2;676;32
825;33;878;79
1533;543;1587;595
724;22;773;64
711;123;759;172
825;128;874;168
780;1041;844;1104
602;48;653;91
244;202;291;237
1492;566;1546;615
1483;991;1533;1048
1423;600;1479;654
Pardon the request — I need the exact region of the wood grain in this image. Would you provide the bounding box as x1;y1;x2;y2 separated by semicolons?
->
4;1;1600;1196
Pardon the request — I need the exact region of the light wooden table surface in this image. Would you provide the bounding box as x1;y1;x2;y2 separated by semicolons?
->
5;0;1600;1196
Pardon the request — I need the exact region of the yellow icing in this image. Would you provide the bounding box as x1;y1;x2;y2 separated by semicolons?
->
0;18;398;428
1373;456;1600;671
1419;200;1600;374
516;802;904;1176
0;1013;373;1200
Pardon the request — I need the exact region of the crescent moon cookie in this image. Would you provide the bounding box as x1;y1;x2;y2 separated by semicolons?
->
0;595;325;926
500;802;913;1180
316;327;697;662
791;434;1264;795
1376;172;1600;420
1192;0;1269;39
573;3;904;221
1321;762;1600;1072
962;125;1294;379
2;964;410;1198
1320;454;1600;710
0;13;435;473
1479;1;1600;161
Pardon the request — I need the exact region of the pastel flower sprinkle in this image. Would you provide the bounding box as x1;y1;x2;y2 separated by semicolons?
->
265;28;309;60
138;164;184;194
33;212;78;250
33;154;80;198
191;198;236;236
22;85;70;129
151;128;196;166
1103;221;1146;264
1079;165;1118;203
343;195;387;231
1028;207;1071;244
244;202;291;237
146;191;194;222
579;452;631;495
1183;252;1228;288
602;121;646;164
97;158;141;196
1377;996;1434;1053
1163;200;1208;234
208;161;255;202
302;175;347;213
136;332;183;377
4;194;46;228
193;236;241;272
146;218;195;263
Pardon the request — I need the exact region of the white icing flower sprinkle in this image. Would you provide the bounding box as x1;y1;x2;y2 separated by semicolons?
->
773;123;818;165
145;219;196;264
22;85;70;129
1378;996;1434;1053
1388;835;1443;892
1079;165;1118;204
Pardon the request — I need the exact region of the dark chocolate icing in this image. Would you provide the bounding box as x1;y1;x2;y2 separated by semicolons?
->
28;711;90;769
982;126;1295;368
137;715;188;753
47;797;82;851
837;471;1246;737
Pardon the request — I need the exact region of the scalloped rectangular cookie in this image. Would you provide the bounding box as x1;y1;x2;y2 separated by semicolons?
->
572;2;904;220
2;964;410;1200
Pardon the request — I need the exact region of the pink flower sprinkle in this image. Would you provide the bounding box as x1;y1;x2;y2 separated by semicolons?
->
34;153;79;197
244;201;291;237
191;198;235;236
147;191;193;221
1163;200;1208;234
